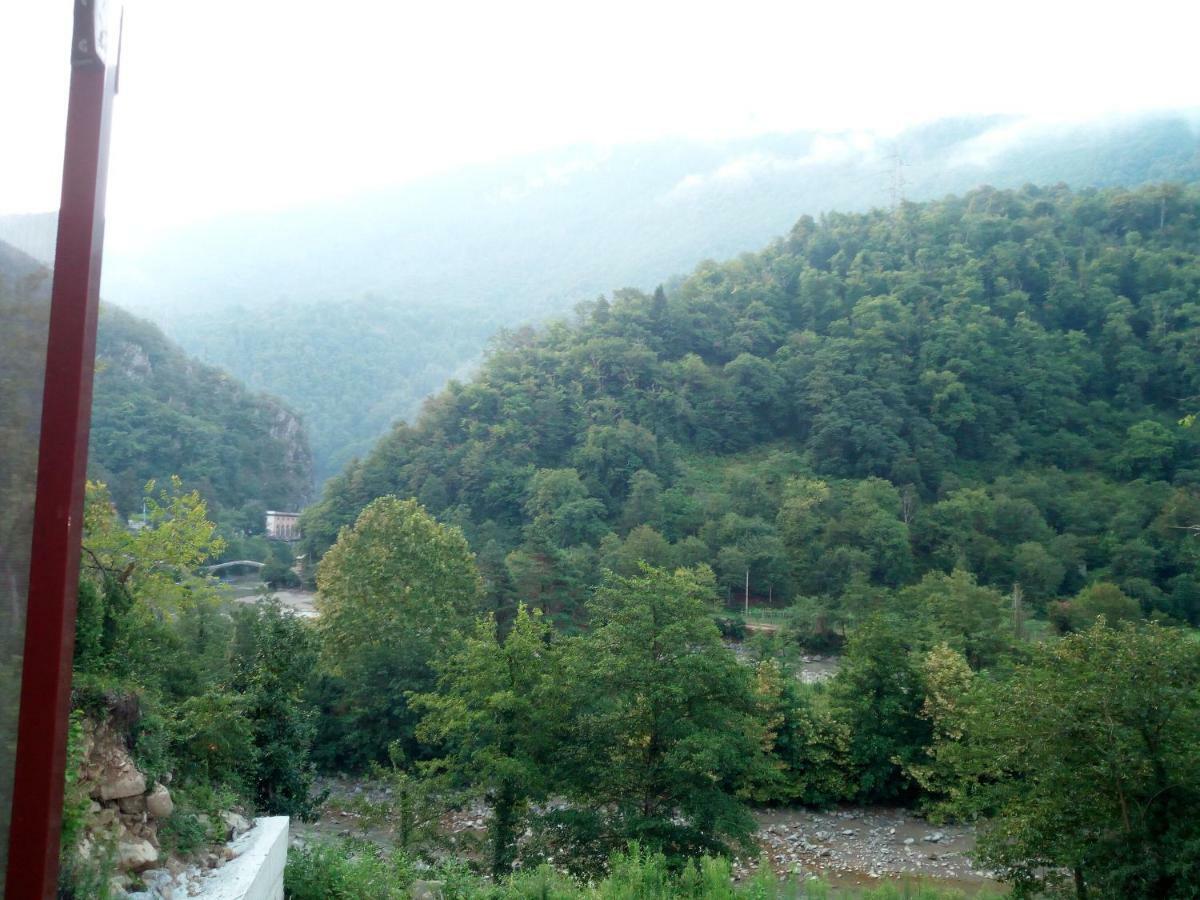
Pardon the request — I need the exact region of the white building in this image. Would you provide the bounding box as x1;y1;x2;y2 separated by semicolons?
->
265;510;301;541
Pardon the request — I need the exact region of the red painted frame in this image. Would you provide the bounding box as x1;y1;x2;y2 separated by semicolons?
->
5;3;119;896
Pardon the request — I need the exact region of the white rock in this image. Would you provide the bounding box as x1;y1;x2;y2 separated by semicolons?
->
117;837;158;872
146;783;174;819
100;769;146;801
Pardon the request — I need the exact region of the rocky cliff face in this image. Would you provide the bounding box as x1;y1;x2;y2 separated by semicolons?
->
72;718;255;897
265;399;314;501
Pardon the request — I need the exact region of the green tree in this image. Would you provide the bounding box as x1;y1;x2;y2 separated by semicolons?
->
901;643;974;806
744;660;851;807
414;605;559;878
620;470;665;533
600;525;674;576
82;477;226;612
899;569;1013;669
231;600;321;818
557;566;765;864
316;496;484;765
830;613;930;801
1114;420;1177;480
947;623;1200;898
523;468;608;547
1052;581;1143;633
1011;541;1065;601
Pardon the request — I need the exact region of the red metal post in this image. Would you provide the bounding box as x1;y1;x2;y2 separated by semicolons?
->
5;2;119;897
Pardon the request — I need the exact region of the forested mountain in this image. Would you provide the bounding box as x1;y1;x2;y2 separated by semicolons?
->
302;183;1200;628
0;240;313;526
13;111;1191;482
90;305;314;523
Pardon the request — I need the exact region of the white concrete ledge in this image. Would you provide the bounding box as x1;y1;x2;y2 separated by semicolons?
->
195;816;288;900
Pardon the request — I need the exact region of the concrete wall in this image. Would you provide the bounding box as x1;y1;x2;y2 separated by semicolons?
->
197;816;288;900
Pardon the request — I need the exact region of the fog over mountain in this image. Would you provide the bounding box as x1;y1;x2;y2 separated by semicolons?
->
5;112;1197;481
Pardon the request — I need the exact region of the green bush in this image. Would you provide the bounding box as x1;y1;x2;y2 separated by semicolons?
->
173;690;258;790
157;806;211;857
284;839;1000;899
285;840;414;900
713;615;747;641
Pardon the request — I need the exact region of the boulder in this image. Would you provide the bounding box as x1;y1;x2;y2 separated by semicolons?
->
81;720;148;802
220;811;250;840
117;837;158;872
94;806;119;828
99;768;146;802
146;783;174;819
118;793;147;815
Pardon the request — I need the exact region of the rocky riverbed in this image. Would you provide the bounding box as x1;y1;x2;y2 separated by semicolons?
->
724;641;841;684
737;806;1000;893
297;779;1002;894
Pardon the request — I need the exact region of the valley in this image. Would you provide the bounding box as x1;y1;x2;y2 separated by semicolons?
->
7;144;1200;900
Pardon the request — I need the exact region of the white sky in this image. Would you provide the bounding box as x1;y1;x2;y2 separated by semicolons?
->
3;0;1199;236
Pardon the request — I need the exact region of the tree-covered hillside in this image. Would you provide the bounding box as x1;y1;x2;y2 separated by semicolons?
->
0;241;313;528
90;305;314;522
48;111;1199;481
302;183;1200;627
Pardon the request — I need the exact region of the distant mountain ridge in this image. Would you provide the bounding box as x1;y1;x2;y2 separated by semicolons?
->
5;112;1198;481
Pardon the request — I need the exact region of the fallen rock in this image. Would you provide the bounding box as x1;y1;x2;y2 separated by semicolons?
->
220;811;250;840
117;837;158;872
119;793;148;815
100;769;146;802
146;783;174;819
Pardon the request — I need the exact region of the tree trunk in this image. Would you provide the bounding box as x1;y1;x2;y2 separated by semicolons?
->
490;785;519;880
744;568;750;616
1074;866;1088;900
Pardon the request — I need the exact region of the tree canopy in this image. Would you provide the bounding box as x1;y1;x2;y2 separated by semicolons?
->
316;496;484;764
302;184;1200;628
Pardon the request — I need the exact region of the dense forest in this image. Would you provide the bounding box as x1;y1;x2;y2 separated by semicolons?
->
302;183;1200;629
89;304;313;526
5;113;1191;480
38;183;1200;899
0;240;313;531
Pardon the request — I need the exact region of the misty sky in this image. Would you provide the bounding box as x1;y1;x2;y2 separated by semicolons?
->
3;0;1198;242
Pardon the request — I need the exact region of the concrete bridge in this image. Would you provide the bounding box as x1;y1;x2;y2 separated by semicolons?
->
204;559;265;576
